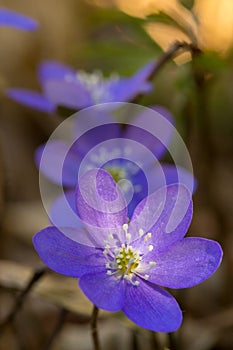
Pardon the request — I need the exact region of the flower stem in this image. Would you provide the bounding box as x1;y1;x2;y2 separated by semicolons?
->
168;332;178;350
150;331;162;350
132;41;201;104
43;308;68;350
91;305;101;350
148;41;201;81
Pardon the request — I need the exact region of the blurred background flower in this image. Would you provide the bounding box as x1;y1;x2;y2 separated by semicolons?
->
105;0;233;62
6;60;156;112
0;8;38;31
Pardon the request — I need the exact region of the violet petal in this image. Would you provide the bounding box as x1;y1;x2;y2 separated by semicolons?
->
33;227;105;277
146;237;223;288
0;8;38;31
79;271;124;311
122;279;182;332
76;169;127;229
130;184;193;251
6;88;55;113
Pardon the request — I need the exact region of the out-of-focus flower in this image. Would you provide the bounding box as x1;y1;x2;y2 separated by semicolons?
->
33;169;223;332
0;8;38;31
193;0;233;54
112;0;233;60
6;60;156;113
36;108;195;224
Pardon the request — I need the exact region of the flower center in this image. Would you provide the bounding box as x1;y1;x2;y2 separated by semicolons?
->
115;244;141;274
77;70;119;103
103;224;156;286
104;166;126;183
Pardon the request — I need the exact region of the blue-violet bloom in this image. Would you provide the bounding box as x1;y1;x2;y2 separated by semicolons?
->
37;108;195;225
6;60;156;113
0;8;38;31
33;169;222;332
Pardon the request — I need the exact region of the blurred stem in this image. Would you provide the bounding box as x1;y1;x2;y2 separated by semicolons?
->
43;308;68;350
190;49;227;232
133;41;201;104
131;330;139;350
168;332;178;350
148;41;201;81
150;331;162;350
0;266;47;330
91;305;101;350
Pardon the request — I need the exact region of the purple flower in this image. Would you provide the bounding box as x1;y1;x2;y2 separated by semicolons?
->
6;60;156;112
0;8;38;31
33;169;222;332
37;107;195;225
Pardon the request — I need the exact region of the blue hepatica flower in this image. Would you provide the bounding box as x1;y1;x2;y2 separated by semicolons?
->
6;60;156;113
33;169;223;332
0;8;38;31
37;107;195;226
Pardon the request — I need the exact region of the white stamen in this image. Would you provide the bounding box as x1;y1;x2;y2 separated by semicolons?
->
139;228;144;237
149;262;156;267
123;224;128;231
148;245;154;252
103;249;109;256
134;281;140;286
123;275;131;280
126;233;131;241
144;232;152;242
144;274;149;280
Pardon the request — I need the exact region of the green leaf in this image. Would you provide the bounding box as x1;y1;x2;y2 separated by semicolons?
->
178;0;194;10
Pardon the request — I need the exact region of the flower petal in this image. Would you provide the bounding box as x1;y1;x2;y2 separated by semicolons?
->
132;61;157;81
0;8;38;31
42;79;92;109
33;226;105;277
151;163;197;194
49;191;82;228
106;61;156;102
36;141;80;187
124;106;174;162
79;271;124;311
76;169;127;229
38;60;76;84
130;184;193;251
122;279;182;332
101;158;149;219
71;122;122;160
147;237;223;288
6;88;55;113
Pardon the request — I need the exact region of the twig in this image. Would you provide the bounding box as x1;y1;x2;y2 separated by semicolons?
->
132;41;201;104
148;41;201;81
0;266;47;330
90;305;101;350
168;332;178;350
150;331;162;350
43;308;68;350
130;330;139;350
